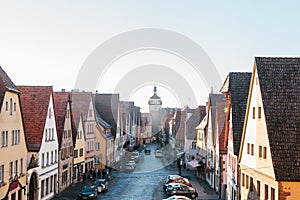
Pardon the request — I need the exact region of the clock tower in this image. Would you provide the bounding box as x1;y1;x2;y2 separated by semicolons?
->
148;86;162;136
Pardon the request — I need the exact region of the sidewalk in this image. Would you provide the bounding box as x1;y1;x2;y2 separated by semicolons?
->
183;170;219;200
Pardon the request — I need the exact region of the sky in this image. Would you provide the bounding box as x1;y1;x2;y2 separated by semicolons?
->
1;1;300;112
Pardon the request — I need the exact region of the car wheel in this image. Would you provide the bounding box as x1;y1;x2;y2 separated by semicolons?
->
190;193;196;199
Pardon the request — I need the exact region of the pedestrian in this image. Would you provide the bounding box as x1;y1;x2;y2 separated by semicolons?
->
93;169;96;179
83;173;86;183
102;168;107;179
97;169;101;178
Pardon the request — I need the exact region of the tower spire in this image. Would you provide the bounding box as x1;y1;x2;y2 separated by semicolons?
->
154;85;157;95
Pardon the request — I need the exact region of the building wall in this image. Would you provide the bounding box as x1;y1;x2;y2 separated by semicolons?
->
240;163;278;200
95;126;106;169
73;116;85;181
84;97;96;171
240;68;277;200
58;102;73;192
206;108;215;188
0;91;27;200
38;94;59;200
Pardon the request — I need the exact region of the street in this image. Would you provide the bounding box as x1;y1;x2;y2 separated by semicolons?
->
54;143;219;200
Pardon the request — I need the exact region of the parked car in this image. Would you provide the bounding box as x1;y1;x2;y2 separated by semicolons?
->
164;175;183;183
78;186;98;199
164;182;181;191
145;149;151;155
93;179;108;193
125;163;135;172
131;151;140;162
155;150;163;158
163;195;192;200
127;160;136;168
165;177;193;188
166;184;198;199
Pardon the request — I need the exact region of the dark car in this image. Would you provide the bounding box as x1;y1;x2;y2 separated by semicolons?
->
166;184;198;199
78;186;98;199
145;149;151;155
93;179;108;193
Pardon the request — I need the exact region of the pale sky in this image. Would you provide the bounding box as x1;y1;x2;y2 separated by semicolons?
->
1;1;300;112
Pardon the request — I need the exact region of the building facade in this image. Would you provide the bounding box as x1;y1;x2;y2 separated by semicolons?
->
19;86;59;200
0;67;28;200
53;92;74;192
239;57;300;200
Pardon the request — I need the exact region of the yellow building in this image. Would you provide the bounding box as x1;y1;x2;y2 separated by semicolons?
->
0;66;27;200
94;111;114;169
71;94;86;183
239;57;300;200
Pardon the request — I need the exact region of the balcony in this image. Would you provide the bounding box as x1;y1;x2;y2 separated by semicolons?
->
27;155;39;170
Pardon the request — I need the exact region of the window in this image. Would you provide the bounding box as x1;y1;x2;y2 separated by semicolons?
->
79;148;83;157
74;149;78;158
41;180;45;198
257;180;261;196
12;130;20;145
45;129;47;142
46;152;49;166
250;177;253;191
259;146;262;158
52;128;54;140
46;178;49;195
264;184;268;200
10;98;12;115
246;175;249;189
66;109;70;119
48;108;52;118
263;147;267;159
0;165;4;183
14;160;18;177
55;150;57;162
253;107;255;119
5;101;8;111
242;173;245;187
50;176;53;193
42;153;45;167
14;102;16;112
51;151;53;164
247;143;250;154
1;131;8;147
95;142;100;151
20;158;23;175
271;187;275;200
258;107;262;119
9;161;13;179
251;144;254;155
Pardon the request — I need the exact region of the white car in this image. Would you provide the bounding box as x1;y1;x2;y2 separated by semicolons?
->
164;175;182;183
164;182;181;191
155;150;163;158
163;195;191;200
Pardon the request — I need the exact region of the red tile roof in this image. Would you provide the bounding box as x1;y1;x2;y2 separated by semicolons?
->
0;66;19;111
53;92;71;147
18;86;53;152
